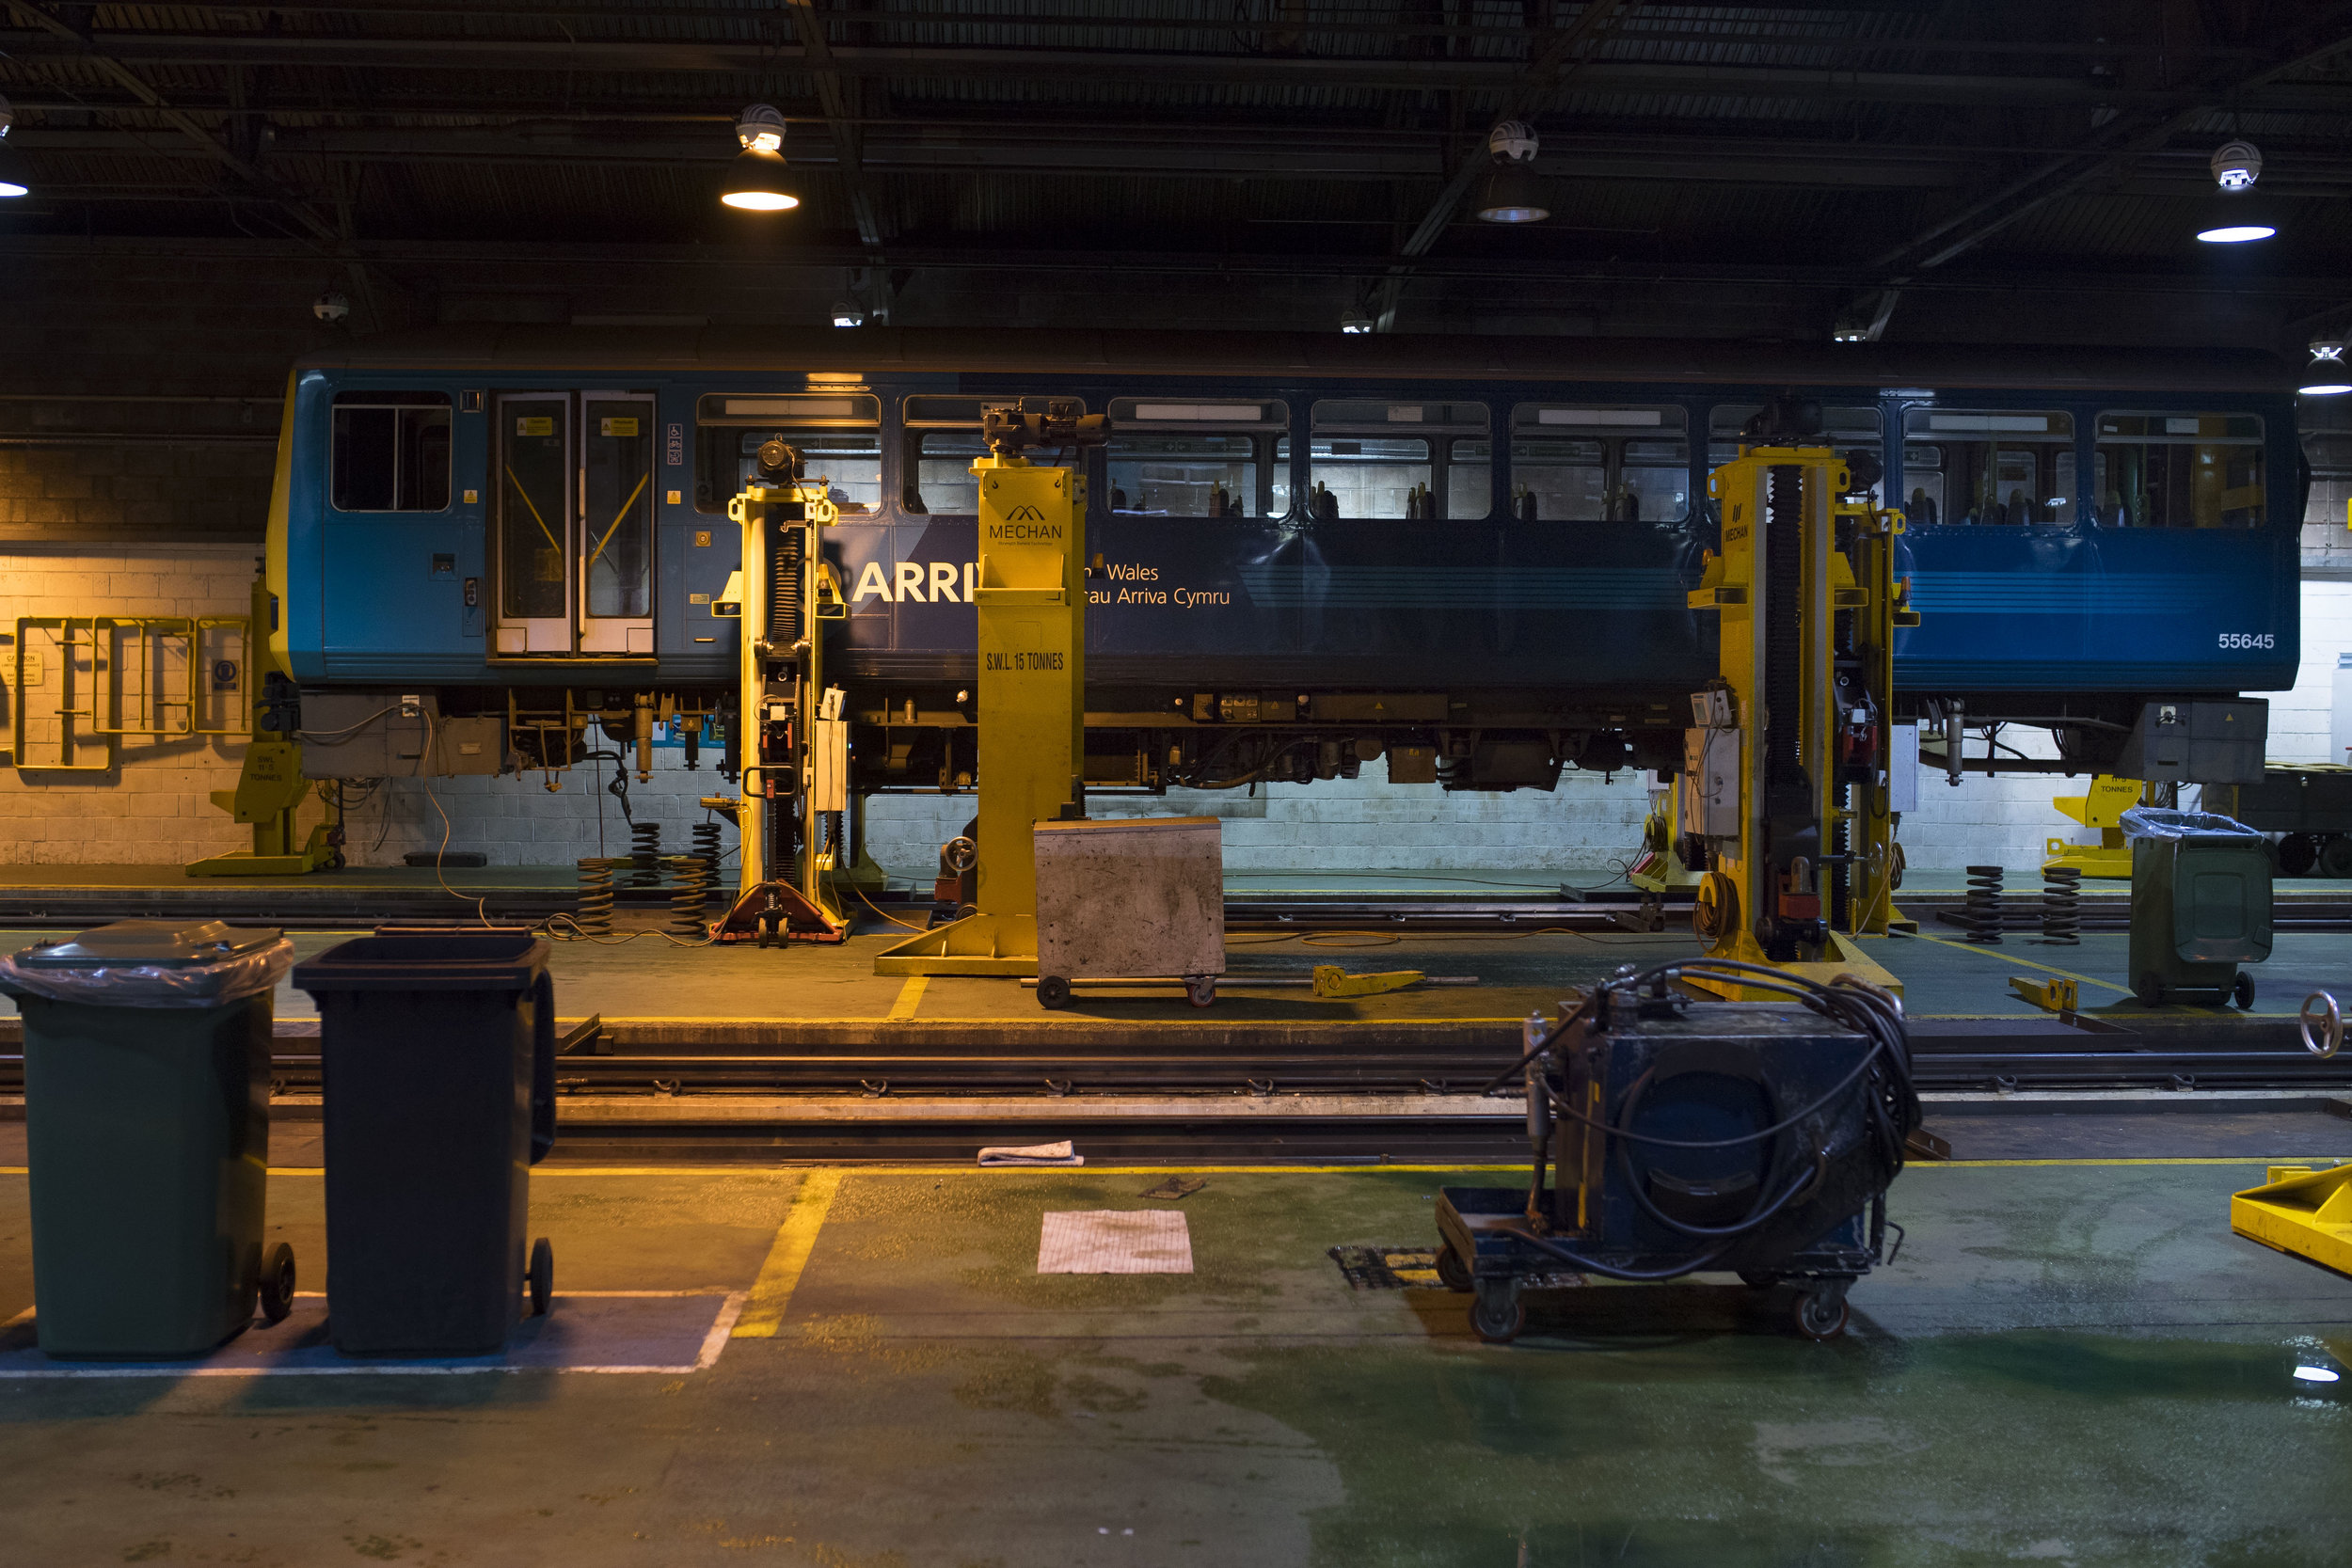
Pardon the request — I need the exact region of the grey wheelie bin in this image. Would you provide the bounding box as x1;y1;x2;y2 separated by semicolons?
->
0;921;297;1359
292;929;556;1355
2123;807;2273;1007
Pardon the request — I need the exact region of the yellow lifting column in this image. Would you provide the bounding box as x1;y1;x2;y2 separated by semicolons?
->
1682;402;1919;1001
877;400;1105;976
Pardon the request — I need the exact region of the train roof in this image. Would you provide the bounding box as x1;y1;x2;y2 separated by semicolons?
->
294;326;2294;396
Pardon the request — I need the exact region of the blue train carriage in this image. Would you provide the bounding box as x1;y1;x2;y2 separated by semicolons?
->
269;327;2299;798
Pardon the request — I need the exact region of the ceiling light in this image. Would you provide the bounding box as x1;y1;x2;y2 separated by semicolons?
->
1339;306;1373;335
2195;140;2273;243
721;104;798;212
2197;221;2274;245
1473;119;1548;224
2301;341;2349;396
2292;1365;2340;1384
0;93;24;198
832;301;866;328
2211;140;2262;192
1831;322;1869;344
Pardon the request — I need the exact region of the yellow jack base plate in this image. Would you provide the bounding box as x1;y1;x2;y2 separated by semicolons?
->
185;850;331;878
2232;1163;2352;1277
2042;845;2133;880
874;911;1038;977
1683;930;1904;1003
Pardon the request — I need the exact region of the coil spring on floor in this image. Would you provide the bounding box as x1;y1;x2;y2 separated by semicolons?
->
630;820;662;887
2040;865;2082;945
667;853;714;938
1963;864;2005;944
691;819;722;879
574;856;622;934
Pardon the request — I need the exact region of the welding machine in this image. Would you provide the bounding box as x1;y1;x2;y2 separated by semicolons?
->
1435;959;1920;1342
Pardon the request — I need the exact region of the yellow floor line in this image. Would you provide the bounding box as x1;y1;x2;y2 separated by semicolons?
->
1899;929;2135;995
729;1169;843;1338
884;975;929;1022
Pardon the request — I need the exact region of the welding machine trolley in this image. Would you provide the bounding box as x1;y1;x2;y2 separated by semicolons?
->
1435;960;1920;1343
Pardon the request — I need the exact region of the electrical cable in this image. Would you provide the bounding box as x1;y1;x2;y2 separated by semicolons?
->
294;705;399;742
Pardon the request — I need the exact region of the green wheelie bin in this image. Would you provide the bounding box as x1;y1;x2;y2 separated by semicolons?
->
2123;808;2274;1007
0;921;298;1359
292;929;557;1356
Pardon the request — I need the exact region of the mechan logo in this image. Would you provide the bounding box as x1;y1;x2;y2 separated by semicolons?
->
1007;504;1045;521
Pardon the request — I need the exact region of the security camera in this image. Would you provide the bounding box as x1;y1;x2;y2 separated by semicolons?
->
2211;139;2262;191
313;292;351;325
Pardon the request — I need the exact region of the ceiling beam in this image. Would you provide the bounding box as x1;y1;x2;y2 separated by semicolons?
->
4;29;2347;113
784;0;883;252
1859;8;2352;292
1369;1;1634;332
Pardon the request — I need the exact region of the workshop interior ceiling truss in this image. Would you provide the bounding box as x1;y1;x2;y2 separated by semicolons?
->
1;1;2350;343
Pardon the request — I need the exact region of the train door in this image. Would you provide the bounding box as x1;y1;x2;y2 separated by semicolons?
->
493;390;658;656
579;392;656;653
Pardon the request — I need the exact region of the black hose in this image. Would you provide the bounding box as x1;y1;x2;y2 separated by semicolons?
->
1488;1224;1730;1283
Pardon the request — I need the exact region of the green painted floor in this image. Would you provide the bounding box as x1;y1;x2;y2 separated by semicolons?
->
2;1157;2349;1565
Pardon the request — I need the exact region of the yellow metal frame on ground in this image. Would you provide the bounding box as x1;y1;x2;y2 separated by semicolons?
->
2231;1163;2352;1276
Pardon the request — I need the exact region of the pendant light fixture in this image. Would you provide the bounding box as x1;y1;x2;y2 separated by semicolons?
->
2301;341;2350;398
721;105;799;212
0;93;27;198
1472;120;1549;225
2195;139;2274;244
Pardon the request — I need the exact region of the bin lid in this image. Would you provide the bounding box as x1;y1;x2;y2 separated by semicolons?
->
13;918;285;970
292;929;550;992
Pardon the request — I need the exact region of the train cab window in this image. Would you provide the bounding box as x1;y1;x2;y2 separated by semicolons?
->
693;394;881;515
1305;401;1487;520
2093;412;2265;529
1104;398;1282;517
331;391;451;512
1899;410;2074;525
1708;404;1883;505
1511;405;1688;521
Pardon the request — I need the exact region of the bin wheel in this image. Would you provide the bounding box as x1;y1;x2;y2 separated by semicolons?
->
1185;975;1216;1009
529;1237;554;1317
2135;973;2166;1007
1793;1284;1850;1340
2233;973;2256;1010
1037;975;1073;1010
1435;1244;1473;1293
1470;1281;1526;1344
259;1243;296;1325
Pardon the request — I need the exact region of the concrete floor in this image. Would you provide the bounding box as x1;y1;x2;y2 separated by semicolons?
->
2;1157;2350;1565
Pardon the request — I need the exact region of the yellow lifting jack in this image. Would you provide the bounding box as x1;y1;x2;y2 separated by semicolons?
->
876;400;1108;976
707;439;853;944
187;579;345;878
1679;402;1920;1001
2231;991;2352;1275
2043;773;2146;879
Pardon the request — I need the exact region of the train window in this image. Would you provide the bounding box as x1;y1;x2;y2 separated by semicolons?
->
693;428;880;515
1899;445;1945;527
1509;438;1607;521
1899;410;2074;525
2093;412;2265;529
1511;404;1691;522
1306;401;1485;519
331;391;451;512
1447;439;1493;521
1304;436;1433;520
1107;434;1261;517
902;429;988;515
